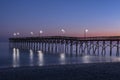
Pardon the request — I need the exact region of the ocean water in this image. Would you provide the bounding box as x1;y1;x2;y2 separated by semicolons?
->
1;42;120;68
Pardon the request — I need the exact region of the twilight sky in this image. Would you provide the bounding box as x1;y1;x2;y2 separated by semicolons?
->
1;0;120;41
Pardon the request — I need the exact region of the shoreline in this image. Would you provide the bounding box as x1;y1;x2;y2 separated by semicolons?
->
0;61;119;69
1;62;120;80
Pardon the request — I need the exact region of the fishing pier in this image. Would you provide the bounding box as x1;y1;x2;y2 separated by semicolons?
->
9;36;120;56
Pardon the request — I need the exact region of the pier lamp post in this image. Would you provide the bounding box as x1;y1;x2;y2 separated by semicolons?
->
30;32;34;37
61;29;65;36
39;30;43;37
16;32;20;37
13;33;16;37
84;29;88;38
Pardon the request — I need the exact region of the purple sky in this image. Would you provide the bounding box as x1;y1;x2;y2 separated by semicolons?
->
1;0;120;41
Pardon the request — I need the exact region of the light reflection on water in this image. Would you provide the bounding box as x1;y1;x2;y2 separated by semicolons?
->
82;56;91;63
59;53;66;64
1;42;120;68
30;49;33;66
10;48;120;67
38;50;44;66
13;48;20;67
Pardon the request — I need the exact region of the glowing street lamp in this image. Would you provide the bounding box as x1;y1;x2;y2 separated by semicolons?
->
61;29;65;36
16;32;20;36
39;30;43;37
84;29;88;38
30;32;34;36
13;33;16;37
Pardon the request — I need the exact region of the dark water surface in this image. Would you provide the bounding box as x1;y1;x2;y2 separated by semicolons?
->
1;42;120;68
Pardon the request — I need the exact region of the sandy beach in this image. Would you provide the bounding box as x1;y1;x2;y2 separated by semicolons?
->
0;62;120;80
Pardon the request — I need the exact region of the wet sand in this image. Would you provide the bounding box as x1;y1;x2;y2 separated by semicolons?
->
0;62;120;80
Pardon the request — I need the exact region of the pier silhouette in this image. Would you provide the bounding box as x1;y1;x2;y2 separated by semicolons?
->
9;36;120;56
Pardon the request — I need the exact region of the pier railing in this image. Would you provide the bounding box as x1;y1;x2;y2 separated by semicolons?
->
9;36;120;41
